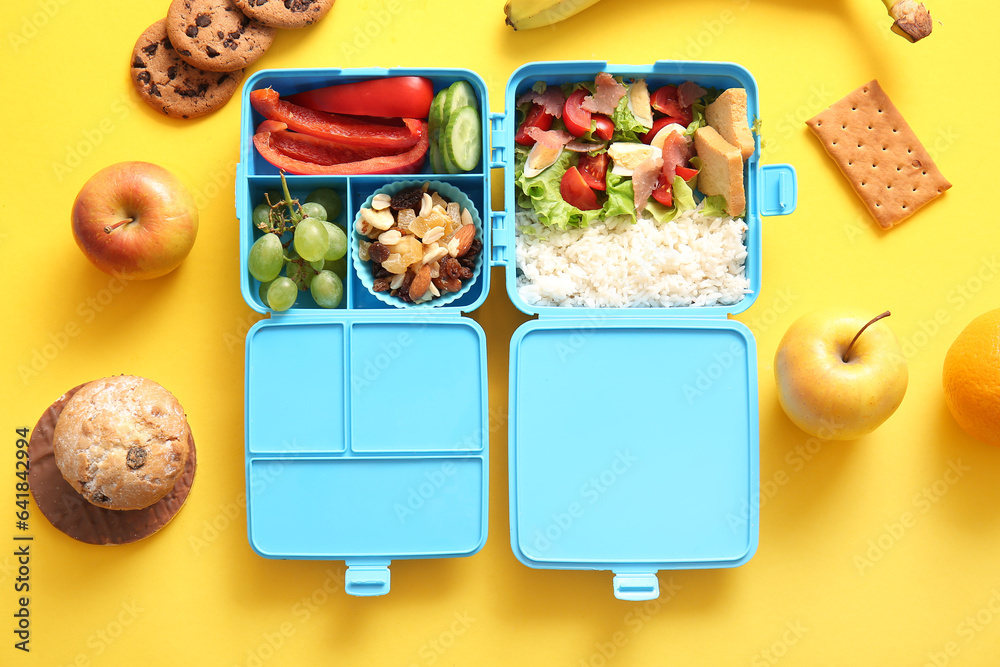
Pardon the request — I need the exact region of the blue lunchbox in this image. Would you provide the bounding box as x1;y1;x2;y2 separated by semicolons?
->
236;61;797;599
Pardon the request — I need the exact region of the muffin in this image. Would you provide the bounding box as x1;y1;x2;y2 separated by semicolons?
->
52;375;191;510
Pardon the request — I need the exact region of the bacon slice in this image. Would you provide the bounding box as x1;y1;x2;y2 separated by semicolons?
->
678;81;708;109
632;156;664;214
582;72;626;115
516;86;567;118
525;127;574;150
659;131;694;183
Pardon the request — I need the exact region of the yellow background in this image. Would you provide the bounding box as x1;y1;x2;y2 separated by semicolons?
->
2;0;999;664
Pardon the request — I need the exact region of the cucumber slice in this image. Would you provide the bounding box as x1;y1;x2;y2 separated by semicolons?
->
443;105;481;172
429;130;446;173
440;131;461;174
444;80;477;117
428;90;446;132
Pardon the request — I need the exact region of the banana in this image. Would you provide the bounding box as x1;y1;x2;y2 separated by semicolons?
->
881;0;933;42
504;0;604;30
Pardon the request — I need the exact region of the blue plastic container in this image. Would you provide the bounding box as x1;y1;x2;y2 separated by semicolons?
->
237;61;797;599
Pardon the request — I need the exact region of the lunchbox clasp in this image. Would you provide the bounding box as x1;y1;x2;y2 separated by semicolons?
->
758;164;797;217
489;112;506;169
612;571;660;601
344;561;391;597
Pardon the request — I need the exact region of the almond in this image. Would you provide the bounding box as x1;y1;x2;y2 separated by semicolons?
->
409;264;432;300
452;225;476;258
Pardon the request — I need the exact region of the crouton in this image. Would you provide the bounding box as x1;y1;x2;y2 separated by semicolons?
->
694;126;745;216
706;88;755;160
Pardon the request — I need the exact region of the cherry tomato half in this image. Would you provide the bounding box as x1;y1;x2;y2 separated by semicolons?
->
650;85;693;126
515;103;555;146
577;153;609;191
675;165;699;181
563;89;593;138
651;177;673;207
560;166;601;210
592;115;614;141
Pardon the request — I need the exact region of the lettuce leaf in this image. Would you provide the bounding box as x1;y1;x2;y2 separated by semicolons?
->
701;195;730;218
604;172;636;221
646;200;678;224
514;146;602;229
672;175;696;213
611;94;647;143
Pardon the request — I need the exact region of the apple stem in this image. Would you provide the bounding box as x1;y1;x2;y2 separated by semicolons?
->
843;310;892;362
103;218;133;234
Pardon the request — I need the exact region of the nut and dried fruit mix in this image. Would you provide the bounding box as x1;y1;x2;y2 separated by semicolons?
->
356;184;482;304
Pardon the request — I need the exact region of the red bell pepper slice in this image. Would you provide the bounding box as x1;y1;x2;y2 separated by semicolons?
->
250;88;421;151
253;121;429;175
286;77;434;119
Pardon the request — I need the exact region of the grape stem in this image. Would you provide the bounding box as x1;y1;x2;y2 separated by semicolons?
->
843;310;891;362
279;171;303;224
103;218;133;234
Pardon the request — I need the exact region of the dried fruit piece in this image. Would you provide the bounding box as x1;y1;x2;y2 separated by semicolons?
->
373;277;391;291
369;242;391;264
446;202;461;226
390;186;423;211
397;208;416;231
394;235;424;266
359;240;372;261
431;191;448;209
383;252;407;274
433;276;462;292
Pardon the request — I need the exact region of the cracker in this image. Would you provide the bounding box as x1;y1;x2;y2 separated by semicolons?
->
806;79;950;229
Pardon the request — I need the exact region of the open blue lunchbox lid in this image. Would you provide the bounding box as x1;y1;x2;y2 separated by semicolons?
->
236;61;796;599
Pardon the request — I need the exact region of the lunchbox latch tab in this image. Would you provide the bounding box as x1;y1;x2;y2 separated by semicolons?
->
489;112;506;169
490;211;508;265
612;571;659;601
344;562;391;597
758;163;797;217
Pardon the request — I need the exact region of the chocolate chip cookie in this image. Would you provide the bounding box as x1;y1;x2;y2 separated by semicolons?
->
130;19;244;119
166;0;275;72
234;0;336;29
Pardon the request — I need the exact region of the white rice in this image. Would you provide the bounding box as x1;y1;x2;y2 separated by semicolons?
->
515;203;751;308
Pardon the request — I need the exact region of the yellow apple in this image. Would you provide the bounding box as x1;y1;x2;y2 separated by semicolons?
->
774;310;908;440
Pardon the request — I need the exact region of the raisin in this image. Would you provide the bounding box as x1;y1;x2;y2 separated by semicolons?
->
457;265;473;280
458;256;475;269
466;238;482;259
373;264;390;279
369;242;391;264
126;447;147;470
439;257;466;280
373;278;391;292
400;271;414;293
390;187;423;212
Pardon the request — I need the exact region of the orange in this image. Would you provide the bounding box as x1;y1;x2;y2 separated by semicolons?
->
943;308;1000;446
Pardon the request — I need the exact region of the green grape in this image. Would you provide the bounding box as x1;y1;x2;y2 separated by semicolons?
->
309;258;325;271
248;233;284;282
293;217;328;262
300;202;327;222
322;221;348;261
252;203;271;228
258;280;272;304
323;256;347;277
306;188;342;221
287;259;318;290
266;277;297;311
311;270;344;309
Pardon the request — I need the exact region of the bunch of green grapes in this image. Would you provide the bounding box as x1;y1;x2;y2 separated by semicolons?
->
248;180;347;311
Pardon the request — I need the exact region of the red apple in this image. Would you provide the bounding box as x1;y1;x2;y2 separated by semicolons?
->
71;161;199;280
